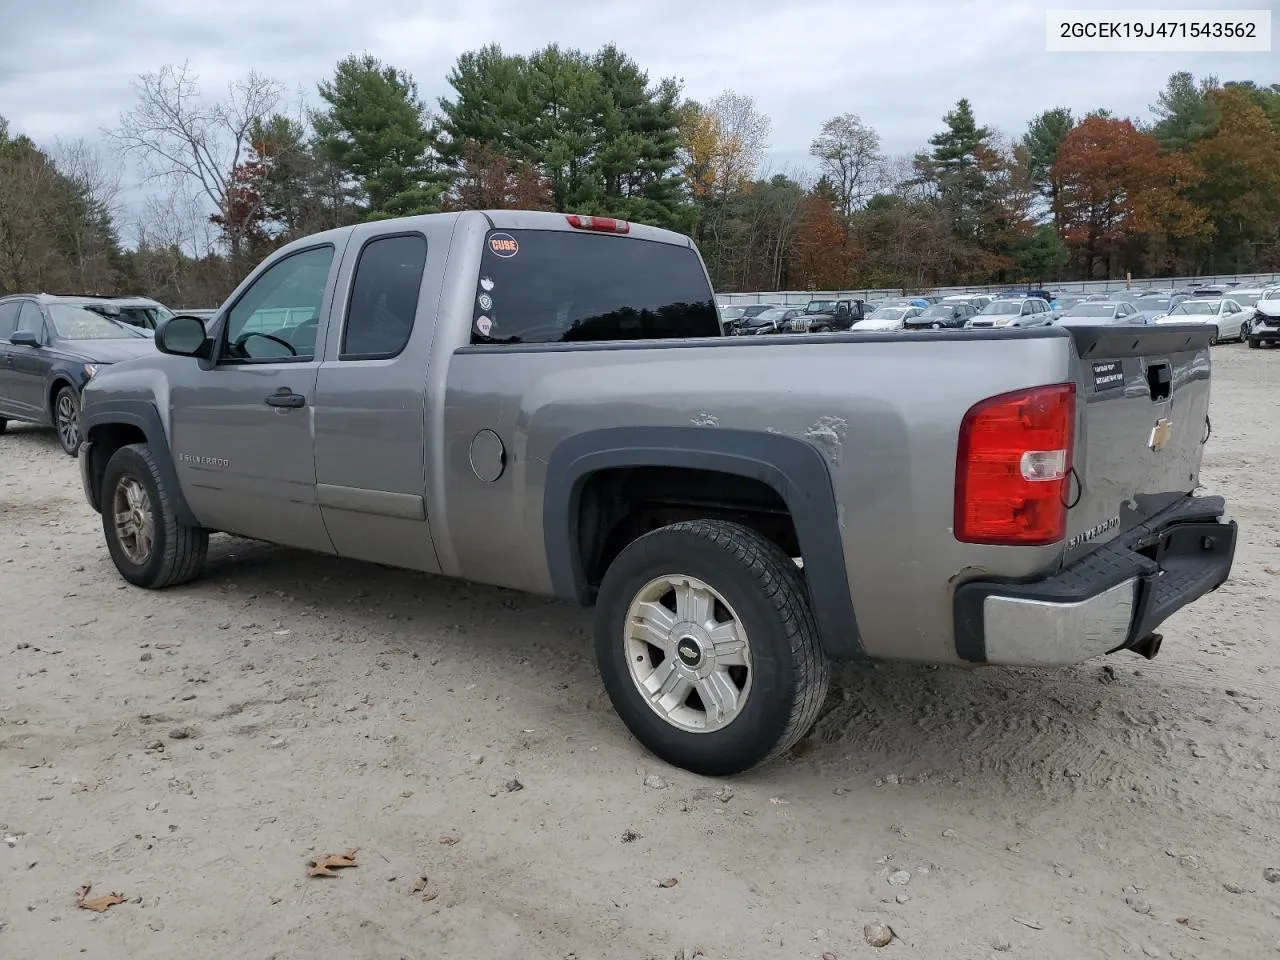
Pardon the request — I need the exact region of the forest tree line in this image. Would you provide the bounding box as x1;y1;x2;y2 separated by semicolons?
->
1;50;1277;307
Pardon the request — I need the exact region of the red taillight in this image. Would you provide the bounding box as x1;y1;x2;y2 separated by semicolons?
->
565;214;630;234
955;383;1075;546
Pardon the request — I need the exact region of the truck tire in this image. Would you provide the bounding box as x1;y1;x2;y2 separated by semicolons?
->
101;443;208;589
0;418;7;435
594;519;830;776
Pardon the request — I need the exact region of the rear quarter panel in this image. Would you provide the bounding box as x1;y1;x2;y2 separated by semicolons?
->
438;330;1075;665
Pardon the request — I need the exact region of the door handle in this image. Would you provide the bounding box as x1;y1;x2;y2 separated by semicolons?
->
265;389;306;409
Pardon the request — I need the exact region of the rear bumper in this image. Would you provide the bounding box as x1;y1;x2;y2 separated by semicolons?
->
953;495;1236;666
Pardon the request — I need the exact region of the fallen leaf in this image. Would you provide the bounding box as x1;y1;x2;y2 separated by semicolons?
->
1013;917;1044;930
307;848;359;878
411;876;428;894
438;836;460;846
75;884;126;912
399;714;417;722
422;891;438;903
658;877;679;888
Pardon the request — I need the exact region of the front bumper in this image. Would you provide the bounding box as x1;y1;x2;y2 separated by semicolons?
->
1248;322;1280;342
953;495;1236;666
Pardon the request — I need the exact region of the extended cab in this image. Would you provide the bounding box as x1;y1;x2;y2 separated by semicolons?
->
77;210;1237;775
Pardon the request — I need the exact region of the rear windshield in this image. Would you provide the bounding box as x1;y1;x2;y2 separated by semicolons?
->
471;229;718;344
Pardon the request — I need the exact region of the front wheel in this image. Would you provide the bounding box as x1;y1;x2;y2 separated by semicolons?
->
54;385;81;456
101;444;209;588
594;520;830;776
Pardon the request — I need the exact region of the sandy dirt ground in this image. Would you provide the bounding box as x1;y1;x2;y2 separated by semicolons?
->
1;344;1278;960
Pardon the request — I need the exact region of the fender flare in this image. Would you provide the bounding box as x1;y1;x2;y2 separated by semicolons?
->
543;425;864;660
81;399;198;527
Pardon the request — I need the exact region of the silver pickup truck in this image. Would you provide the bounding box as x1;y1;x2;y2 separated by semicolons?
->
76;210;1237;775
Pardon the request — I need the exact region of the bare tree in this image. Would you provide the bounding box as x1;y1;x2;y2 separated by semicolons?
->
707;90;771;199
50;137;126;291
110;62;280;265
809;113;883;219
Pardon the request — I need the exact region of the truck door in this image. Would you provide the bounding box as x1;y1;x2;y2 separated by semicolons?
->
312;229;441;574
167;243;340;554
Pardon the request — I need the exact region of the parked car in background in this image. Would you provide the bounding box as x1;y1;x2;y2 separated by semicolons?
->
719;305;746;332
723;303;782;335
181;309;218;320
966;297;1054;328
852;304;924;331
904;302;976;329
1153;299;1248;343
1248;290;1280;348
0;294;155;454
56;295;175;336
1054;301;1146;325
1225;288;1266;319
788;298;868;332
733;306;802;335
1133;293;1188;322
941;294;992;311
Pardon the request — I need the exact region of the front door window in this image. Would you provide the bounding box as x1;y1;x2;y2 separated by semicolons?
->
222;246;335;362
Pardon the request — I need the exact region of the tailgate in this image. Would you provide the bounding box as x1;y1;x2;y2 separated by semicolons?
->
1062;324;1214;564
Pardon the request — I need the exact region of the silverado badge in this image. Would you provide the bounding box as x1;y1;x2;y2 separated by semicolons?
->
1148;418;1174;452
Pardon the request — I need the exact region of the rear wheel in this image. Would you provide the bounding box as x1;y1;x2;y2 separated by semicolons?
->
932;321;945;330
53;385;81;456
594;519;830;776
0;418;7;435
102;444;208;588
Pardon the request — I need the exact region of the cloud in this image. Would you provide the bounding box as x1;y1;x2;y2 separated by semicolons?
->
3;0;1273;230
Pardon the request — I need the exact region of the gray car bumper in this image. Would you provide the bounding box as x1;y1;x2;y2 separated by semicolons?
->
953;495;1236;666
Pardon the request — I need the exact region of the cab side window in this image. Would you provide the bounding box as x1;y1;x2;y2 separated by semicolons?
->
223;246;335;362
341;234;427;361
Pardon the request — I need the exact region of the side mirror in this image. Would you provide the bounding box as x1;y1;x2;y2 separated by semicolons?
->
10;330;41;348
156;315;212;359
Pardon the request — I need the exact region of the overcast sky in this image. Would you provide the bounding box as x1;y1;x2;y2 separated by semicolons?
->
1;0;1275;230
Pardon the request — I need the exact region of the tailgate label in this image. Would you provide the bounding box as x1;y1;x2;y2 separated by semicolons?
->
1092;360;1124;391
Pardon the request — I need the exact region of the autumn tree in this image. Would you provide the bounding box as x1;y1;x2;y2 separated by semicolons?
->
111;62;280;270
679;91;770;204
447;140;553;211
1052;116;1206;277
313;54;444;219
809;112;882;222
789;192;854;289
1188;88;1280;272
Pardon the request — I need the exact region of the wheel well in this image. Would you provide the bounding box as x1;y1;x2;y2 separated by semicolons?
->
576;466;800;591
48;378;73;415
84;423;148;510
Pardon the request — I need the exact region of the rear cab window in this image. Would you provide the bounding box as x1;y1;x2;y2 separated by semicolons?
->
470;229;719;345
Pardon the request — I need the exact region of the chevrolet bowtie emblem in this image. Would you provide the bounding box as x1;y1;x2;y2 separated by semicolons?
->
1149;417;1174;452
